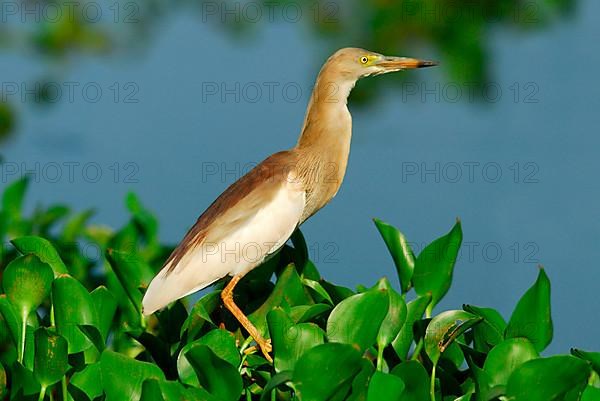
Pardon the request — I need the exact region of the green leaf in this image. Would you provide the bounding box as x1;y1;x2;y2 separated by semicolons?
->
184;344;242;401
505;355;590;401
2;176;28;220
288;304;331;323
33;328;68;388
69;362;103;400
302;278;334;305
249;264;311;336
571;349;600;376
391;294;431;359
366;371;405;401
327;286;389;352
106;248;154;316
582;386;600;401
413;220;462;311
178;328;240;384
424;310;481;365
78;324;105;353
180;290;220;340
260;371;293;401
505;267;553;352
268;308;325;373
463;304;506;352
346;359;375;401
2;254;53;363
100;350;165;401
3;254;53;319
483;337;538;387
390;361;429;401
0;295;21;349
11;236;68;277
292;343;363;401
10;361;41;398
53;274;97;353
61;209;95;242
373;218;415;293
376;277;407;350
90;286;118;343
140;379;165;401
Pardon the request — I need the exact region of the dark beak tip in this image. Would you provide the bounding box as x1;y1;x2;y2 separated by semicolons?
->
419;60;439;68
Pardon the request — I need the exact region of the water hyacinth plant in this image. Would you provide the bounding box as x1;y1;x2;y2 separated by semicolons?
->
0;176;598;401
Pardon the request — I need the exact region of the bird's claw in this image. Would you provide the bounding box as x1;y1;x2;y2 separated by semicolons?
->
244;338;273;363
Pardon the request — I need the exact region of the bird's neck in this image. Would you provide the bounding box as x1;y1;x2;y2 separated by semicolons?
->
296;68;356;150
294;68;357;220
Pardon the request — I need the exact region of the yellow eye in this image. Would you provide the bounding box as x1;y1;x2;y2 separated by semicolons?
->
360;56;369;64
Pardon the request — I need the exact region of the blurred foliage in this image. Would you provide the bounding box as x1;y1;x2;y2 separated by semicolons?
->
0;0;577;139
0;175;599;400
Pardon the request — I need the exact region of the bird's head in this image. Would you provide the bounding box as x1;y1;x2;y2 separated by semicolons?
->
324;47;438;81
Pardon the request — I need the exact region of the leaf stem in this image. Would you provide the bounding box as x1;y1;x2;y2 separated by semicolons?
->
411;338;424;361
38;386;47;401
430;364;437;401
19;313;26;364
376;345;384;371
61;377;68;401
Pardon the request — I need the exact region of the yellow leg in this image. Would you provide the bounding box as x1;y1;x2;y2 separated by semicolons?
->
221;275;273;363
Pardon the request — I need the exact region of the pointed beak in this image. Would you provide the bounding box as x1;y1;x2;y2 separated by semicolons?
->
376;57;438;72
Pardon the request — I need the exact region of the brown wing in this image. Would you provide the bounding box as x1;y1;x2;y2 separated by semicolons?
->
164;150;299;274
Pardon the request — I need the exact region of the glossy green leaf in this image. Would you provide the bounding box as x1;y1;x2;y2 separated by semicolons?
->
288;303;331;323
1;176;28;220
100;350;165;401
321;280;355;304
376;277;407;350
413;220;462;311
483;337;538;387
53;274;97;353
179;329;240;384
260;371;293;401
10;361;41;398
180;290;220;340
390;361;429;401
302;278;334;305
581;386;600;401
3;254;53;363
505;355;590;401
106;248;154;316
327;286;389;352
391;294;431;359
140;379;164;401
61;209;95;242
249;264;311;336
292;343;363;401
11;236;68;277
184;344;242;401
33;328;68;388
424;310;481;365
571;349;600;376
505;268;553;352
367;371;405;401
346;359;375;401
463;304;506;352
373;218;415;293
3;254;53;319
0;295;21;349
268;308;325;372
69;362;103;400
90;286;117;342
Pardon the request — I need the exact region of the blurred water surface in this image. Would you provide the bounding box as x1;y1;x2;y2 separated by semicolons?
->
1;0;599;354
